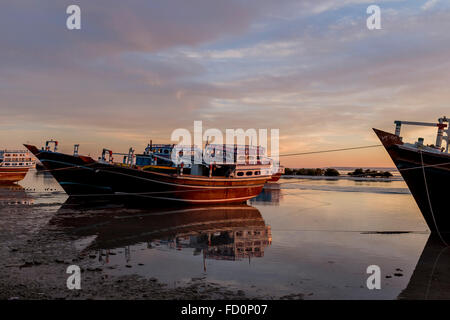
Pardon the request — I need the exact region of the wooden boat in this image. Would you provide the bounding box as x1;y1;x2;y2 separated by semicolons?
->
374;117;450;242
24;142;273;204
0;149;34;183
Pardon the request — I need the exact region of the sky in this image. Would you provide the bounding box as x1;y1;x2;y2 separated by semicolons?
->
1;0;450;167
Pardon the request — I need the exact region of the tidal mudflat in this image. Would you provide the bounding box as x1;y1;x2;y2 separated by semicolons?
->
1;170;448;300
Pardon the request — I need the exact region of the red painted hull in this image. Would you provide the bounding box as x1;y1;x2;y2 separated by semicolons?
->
0;167;29;183
267;172;282;182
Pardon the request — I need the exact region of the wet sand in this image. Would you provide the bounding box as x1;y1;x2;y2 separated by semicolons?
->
1;171;449;300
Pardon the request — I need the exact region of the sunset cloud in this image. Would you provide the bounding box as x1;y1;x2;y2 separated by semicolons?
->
1;0;449;167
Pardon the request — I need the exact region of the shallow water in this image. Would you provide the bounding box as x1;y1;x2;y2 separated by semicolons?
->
2;170;449;299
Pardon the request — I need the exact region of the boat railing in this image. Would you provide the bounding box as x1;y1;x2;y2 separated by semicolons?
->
0;150;30;154
394;116;449;153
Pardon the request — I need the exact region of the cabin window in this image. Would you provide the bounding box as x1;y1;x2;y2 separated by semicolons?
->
246;171;253;176
254;171;261;175
19;163;23;166
237;172;244;176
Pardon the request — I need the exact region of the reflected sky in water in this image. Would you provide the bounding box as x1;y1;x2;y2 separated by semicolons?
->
4;172;449;299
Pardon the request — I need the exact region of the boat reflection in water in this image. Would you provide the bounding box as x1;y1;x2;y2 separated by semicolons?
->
50;197;272;264
399;234;450;300
0;183;33;206
250;185;282;205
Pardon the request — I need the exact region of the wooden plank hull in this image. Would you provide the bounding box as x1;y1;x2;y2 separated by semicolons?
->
0;167;29;183
24;144;269;204
374;129;450;240
267;172;282;183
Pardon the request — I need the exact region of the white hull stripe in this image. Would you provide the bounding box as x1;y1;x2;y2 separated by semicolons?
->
133;194;255;203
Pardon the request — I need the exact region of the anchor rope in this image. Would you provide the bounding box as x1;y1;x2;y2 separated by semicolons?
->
278;145;382;157
425;245;449;299
419;150;448;246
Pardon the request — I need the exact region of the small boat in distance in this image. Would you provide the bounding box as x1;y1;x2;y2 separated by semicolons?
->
24;141;274;204
0;149;34;183
374;116;450;243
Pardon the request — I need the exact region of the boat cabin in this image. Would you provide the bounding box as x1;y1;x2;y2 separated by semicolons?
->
0;150;34;168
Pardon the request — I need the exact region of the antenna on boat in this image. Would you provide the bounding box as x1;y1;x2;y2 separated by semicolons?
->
440;116;450;153
45;140;58;152
101;148;113;163
127;147;135;166
73;144;79;156
435;117;447;150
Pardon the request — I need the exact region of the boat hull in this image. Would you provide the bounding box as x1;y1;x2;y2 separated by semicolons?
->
374;129;450;238
0;167;29;183
267;172;282;183
24;145;268;204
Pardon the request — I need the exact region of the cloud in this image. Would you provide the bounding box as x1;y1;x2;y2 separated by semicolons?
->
422;0;439;10
1;0;449;166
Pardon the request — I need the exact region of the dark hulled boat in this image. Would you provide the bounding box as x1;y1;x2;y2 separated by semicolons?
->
24;142;272;204
374;117;450;243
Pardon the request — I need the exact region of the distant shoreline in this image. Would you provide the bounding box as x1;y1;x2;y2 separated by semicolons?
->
281;175;403;182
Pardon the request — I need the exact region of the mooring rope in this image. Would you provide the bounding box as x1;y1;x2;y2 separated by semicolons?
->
419;150;448;246
398;160;450;172
425;245;449;299
279;145;382;157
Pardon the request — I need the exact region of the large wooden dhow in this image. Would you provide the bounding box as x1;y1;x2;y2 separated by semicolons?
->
374;117;450;243
24;142;273;204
